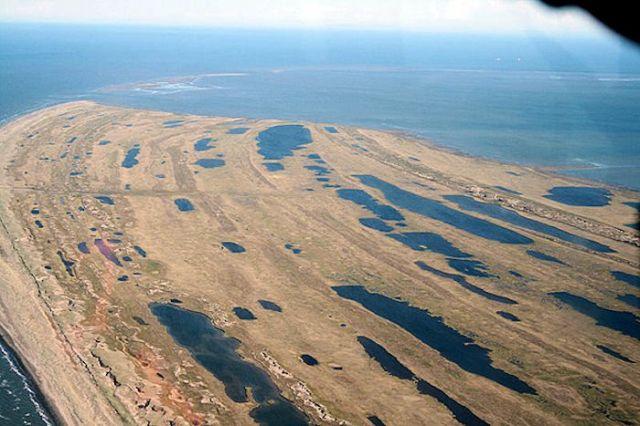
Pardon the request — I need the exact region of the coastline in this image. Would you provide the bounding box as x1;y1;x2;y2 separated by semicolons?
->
387;128;640;196
0;104;127;425
3;95;639;195
89;97;640;195
0;328;60;425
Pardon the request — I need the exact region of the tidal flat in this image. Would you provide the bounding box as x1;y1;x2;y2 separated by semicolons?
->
0;101;638;425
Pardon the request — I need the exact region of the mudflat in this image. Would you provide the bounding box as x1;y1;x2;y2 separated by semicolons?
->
0;101;638;425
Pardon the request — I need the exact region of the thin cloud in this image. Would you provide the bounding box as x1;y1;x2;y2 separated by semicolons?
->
0;0;603;35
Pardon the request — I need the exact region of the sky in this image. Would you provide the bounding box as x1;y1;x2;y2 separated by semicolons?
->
0;0;607;36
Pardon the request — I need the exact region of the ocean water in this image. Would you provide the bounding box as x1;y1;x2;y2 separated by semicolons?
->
0;23;639;422
95;68;640;188
0;336;54;425
1;24;640;188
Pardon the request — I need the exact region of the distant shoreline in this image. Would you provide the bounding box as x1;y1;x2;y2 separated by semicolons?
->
387;127;640;195
5;99;636;197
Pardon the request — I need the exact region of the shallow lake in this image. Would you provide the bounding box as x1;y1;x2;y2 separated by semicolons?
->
357;336;488;426
175;198;195;212
150;303;308;425
543;186;611;206
444;194;613;253
256;125;312;160
550;292;639;339
355;176;532;244
122;145;140;168
332;285;533;393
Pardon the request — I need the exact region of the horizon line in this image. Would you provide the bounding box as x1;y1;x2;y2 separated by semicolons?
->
0;19;619;40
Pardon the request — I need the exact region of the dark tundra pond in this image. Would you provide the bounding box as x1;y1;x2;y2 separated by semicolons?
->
618;294;640;309
354;176;531;244
57;250;75;276
611;271;640;289
263;162;284;172
496;311;521;322
174;198;195;212
415;261;516;305
222;242;246;253
357;336;487;426
388;232;470;258
360;218;394;232
122;144;140;168
94;195;115;205
77;241;90;254
444;194;613;253
304;165;331;176
258;300;282;312
332;285;534;394
284;243;302;255
550;292;639;339
133;245;147;257
324;126;339;133
368;415;386;426
227;127;249;134
300;354;318;366
256;125;312;160
150;303;308;425
194;158;225;168
307;153;325;164
543;186;612;207
446;259;494;278
233;307;256;320
194;137;214;151
526;250;565;265
596;345;634;363
337;189;404;221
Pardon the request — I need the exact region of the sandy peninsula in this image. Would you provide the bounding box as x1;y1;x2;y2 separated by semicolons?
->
0;101;638;425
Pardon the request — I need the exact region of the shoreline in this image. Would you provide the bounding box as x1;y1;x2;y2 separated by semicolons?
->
387;128;640;195
0;102;127;425
0;327;61;425
2;98;639;195
83;99;640;195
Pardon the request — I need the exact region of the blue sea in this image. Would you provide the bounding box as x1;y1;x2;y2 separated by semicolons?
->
0;336;53;425
2;24;640;188
0;23;639;423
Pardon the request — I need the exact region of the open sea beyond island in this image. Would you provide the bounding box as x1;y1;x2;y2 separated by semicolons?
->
2;24;640;189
